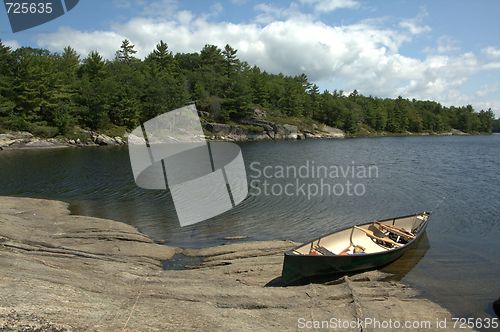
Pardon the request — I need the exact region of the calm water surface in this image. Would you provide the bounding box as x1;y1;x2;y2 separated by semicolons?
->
1;135;499;319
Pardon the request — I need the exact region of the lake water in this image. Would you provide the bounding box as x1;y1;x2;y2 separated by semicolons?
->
1;135;499;320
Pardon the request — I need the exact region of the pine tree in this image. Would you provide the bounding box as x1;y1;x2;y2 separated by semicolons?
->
60;46;80;79
222;44;239;79
116;39;137;63
200;44;223;68
308;83;320;119
199;44;225;96
147;40;174;71
249;67;269;107
81;51;106;80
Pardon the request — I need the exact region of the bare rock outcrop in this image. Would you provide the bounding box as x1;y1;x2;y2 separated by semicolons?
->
0;197;465;331
0;132;69;150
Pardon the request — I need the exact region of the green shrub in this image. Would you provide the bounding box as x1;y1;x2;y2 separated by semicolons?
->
64;127;92;142
2;116;32;132
31;124;59;138
52;111;76;136
104;125;127;138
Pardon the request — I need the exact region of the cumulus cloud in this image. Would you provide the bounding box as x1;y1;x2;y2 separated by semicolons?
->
38;28;124;59
38;16;411;83
482;46;500;59
35;5;498;115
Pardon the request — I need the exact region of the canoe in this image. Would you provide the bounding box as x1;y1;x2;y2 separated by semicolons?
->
281;211;431;285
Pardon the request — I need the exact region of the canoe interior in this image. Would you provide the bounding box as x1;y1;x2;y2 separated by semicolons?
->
291;212;430;256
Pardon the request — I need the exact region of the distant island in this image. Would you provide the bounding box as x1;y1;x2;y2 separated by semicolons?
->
0;39;498;145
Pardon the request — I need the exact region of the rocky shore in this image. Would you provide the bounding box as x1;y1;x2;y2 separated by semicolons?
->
0;131;127;150
205;121;345;141
0;128;340;152
0;197;467;331
0;109;347;150
0;123;345;151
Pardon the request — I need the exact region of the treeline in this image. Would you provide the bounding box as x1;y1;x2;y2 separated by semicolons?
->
0;39;496;138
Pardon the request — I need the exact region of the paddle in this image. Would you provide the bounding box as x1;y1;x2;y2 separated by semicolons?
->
375;222;416;241
354;226;402;248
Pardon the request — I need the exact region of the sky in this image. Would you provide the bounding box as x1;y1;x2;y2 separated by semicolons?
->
1;0;500;116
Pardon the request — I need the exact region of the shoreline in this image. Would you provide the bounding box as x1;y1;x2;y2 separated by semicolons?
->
0;128;488;151
0;196;470;331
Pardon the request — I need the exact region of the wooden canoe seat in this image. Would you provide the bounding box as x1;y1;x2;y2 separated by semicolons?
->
314;246;335;256
309;246;335;256
354;226;402;248
375;222;415;241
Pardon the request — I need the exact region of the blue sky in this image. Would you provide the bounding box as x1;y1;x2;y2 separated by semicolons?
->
1;0;499;115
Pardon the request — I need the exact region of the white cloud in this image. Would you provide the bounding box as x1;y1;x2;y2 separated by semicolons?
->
475;84;498;98
399;8;431;35
483;62;500;70
253;3;286;24
35;8;498;115
424;36;459;54
479;47;500;71
38;28;124;59
482;46;500;59
399;18;431;35
298;0;360;13
176;10;193;25
3;40;20;50
475;100;500;115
